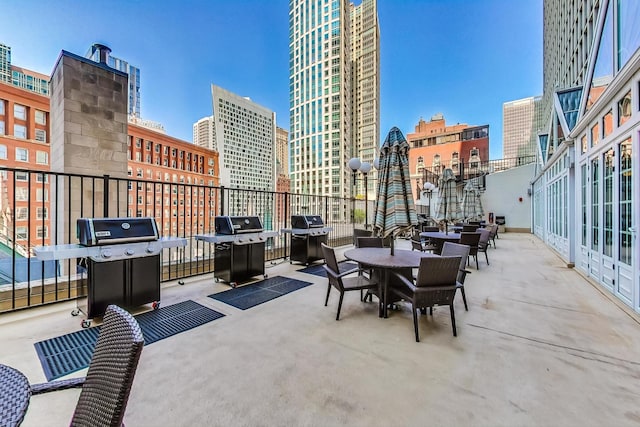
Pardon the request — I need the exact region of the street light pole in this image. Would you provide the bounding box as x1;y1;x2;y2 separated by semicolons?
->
348;157;373;229
423;181;435;221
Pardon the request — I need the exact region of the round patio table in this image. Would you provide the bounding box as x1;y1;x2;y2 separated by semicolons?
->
344;248;435;318
0;364;31;426
419;232;462;255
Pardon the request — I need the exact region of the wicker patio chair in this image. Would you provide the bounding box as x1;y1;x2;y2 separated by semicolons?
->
30;305;144;427
352;228;372;246
388;256;462;342
459;232;481;269
462;224;478;232
477;228;491;266
321;243;378;320
441;242;471;311
488;224;499;248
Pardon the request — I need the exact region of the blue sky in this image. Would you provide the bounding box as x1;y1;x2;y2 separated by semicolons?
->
2;0;542;160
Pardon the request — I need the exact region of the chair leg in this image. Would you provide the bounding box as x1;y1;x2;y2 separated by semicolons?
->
484;250;489;265
460;286;468;311
429;306;433;316
449;304;457;337
413;304;420;342
336;292;344;320
475;254;479;270
324;283;331;306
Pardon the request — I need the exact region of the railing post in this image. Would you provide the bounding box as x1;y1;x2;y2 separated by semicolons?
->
284;192;289;259
220;186;225;216
103;174;110;217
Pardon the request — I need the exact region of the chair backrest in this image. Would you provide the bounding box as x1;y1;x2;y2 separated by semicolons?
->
423;226;439;232
459;232;481;255
357;236;383;248
488;224;498;238
415;256;461;287
441;242;470;282
321;243;340;274
462;224;478;232
352;229;372;246
478;229;491;247
71;305;144;427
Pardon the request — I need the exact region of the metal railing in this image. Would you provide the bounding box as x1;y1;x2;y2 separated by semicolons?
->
0;167;363;312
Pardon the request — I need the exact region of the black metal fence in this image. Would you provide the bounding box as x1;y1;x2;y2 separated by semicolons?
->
0;167;371;312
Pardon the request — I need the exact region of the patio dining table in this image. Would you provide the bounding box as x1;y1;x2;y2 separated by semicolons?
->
344;248;435;318
419;231;462;255
0;363;31;426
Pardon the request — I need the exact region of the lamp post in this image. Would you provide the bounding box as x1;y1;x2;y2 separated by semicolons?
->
348;157;374;229
423;181;435;219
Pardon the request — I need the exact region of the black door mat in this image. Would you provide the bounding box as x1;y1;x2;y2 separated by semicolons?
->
34;300;224;381
208;276;313;310
298;261;358;277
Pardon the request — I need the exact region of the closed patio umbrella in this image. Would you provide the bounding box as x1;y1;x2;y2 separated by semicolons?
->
462;180;484;222
435;168;463;234
373;127;417;255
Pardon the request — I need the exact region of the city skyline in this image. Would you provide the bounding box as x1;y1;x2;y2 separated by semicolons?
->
2;0;542;160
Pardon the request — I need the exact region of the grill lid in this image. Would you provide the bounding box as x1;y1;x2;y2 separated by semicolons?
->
215;216;264;234
291;215;324;229
77;217;159;246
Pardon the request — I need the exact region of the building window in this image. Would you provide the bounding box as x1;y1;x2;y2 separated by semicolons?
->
16;147;28;162
14;124;27;139
146;141;152;150
16;207;28;221
0;121;4;135
14;104;26;120
136;138;142;148
16;226;28;240
15;171;28;181
16;187;28;201
35;129;46;142
618;91;632;126
36;188;48;202
0;145;6;159
591;123;600;147
35;110;46;125
0;99;4;115
36;226;48;239
603;110;613;137
36;151;48;165
37;207;48;220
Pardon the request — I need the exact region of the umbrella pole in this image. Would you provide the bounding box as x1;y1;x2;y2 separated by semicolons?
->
390;235;394;256
445;182;448;235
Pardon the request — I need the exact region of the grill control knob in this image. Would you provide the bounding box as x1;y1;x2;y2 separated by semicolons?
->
102;249;113;259
249;238;254;242
146;247;155;254
125;248;135;256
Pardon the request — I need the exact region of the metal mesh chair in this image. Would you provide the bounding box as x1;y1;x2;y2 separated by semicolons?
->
321;243;378;320
30;305;144;427
441;242;471;311
389;256;462;342
459;232;481;269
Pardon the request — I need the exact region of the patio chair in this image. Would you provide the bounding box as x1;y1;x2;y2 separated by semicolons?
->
441;242;471;311
477;228;491;265
488;224;499;248
352;228;372;246
388;256;462;342
356;236;383;301
321;243;378;320
462;224;478;232
30;304;144;427
459;232;481;269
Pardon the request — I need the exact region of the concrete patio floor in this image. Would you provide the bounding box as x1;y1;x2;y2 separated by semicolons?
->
2;232;640;426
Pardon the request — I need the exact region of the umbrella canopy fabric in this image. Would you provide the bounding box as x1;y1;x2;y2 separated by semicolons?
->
373;127;418;244
462;180;484;221
435;168;463;226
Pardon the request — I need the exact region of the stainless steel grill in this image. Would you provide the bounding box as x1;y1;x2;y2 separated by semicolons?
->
196;216;278;287
282;215;332;265
34;217;187;327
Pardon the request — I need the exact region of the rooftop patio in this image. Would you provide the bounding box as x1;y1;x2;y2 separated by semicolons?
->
2;232;640;426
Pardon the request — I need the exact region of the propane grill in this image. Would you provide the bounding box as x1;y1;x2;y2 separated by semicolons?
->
34;217;187;327
195;216;278;287
282;215;332;265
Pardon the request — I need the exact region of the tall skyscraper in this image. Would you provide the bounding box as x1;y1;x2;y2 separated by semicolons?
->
288;0;380;207
193;115;215;149
0;42;49;96
502;96;542;161
211;84;275;192
86;43;141;118
540;1;600;154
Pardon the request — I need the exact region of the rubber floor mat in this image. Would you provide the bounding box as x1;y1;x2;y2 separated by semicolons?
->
208;276;313;310
34;300;224;381
298;261;358;277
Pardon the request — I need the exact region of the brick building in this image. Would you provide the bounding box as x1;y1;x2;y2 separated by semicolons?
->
406;114;489;200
